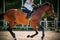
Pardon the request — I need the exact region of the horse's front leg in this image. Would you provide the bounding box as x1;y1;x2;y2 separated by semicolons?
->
27;30;38;38
39;25;45;40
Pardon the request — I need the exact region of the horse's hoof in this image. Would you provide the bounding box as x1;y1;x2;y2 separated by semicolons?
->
30;36;33;38
41;36;44;40
27;35;30;38
14;38;17;40
14;39;16;40
41;37;43;40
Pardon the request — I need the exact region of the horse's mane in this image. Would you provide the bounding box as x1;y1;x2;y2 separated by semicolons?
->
34;2;52;9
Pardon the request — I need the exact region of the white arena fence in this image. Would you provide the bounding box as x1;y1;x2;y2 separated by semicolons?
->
0;19;60;31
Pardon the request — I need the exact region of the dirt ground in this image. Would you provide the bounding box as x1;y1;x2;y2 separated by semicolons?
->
0;31;60;40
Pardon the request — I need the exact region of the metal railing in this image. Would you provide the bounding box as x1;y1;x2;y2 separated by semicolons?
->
0;20;60;31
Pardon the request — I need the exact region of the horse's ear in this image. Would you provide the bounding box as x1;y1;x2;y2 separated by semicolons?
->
44;2;50;6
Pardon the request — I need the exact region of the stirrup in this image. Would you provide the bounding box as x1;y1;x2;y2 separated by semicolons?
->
26;17;31;20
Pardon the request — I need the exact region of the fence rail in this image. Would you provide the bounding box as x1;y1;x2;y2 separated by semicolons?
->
0;20;60;31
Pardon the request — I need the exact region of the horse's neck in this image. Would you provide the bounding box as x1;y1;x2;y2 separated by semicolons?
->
34;6;46;17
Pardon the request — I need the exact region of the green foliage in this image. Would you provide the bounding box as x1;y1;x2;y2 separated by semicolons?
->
0;0;3;14
5;0;22;11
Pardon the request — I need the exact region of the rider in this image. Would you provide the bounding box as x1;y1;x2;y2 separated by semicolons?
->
22;0;34;19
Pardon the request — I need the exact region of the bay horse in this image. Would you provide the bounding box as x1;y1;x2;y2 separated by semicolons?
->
4;2;55;40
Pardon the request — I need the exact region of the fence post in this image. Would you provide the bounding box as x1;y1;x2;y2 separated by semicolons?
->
40;0;42;4
22;0;24;6
54;18;58;31
3;0;8;29
44;18;48;30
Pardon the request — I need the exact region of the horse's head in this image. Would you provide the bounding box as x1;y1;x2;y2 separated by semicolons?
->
33;2;56;19
44;2;56;18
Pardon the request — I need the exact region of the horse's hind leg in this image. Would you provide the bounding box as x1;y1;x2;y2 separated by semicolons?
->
7;22;16;40
7;27;16;40
39;25;45;40
27;27;38;38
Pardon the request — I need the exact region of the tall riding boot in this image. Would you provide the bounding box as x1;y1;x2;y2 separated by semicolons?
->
26;13;31;19
26;10;34;19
